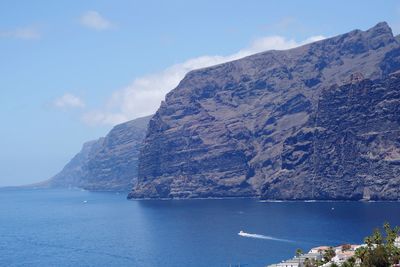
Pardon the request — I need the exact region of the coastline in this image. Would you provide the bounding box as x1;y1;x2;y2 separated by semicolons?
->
2;187;400;202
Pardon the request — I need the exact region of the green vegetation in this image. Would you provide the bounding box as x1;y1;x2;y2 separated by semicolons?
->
323;247;336;262
341;257;356;267
296;248;304;257
351;222;400;267
293;223;399;267
304;258;325;267
304;258;317;267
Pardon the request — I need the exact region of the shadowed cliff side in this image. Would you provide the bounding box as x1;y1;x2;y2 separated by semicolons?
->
262;73;400;200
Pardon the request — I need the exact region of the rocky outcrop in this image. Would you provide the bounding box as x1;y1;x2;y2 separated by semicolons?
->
129;22;400;199
42;115;151;191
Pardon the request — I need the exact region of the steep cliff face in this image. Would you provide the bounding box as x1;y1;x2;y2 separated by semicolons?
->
263;73;400;200
129;22;400;199
44;115;151;191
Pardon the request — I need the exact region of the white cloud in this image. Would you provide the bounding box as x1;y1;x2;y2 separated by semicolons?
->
0;26;41;40
82;35;326;126
80;11;113;31
82;111;127;126
53;93;85;109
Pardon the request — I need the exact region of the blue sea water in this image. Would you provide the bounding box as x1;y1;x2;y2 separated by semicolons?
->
1;189;400;267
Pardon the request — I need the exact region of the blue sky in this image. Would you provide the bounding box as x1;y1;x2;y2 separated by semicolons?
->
1;0;399;186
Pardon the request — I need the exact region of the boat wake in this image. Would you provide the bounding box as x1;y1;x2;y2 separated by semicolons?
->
238;231;292;242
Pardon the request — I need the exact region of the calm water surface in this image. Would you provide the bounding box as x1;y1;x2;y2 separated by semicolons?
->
1;189;400;267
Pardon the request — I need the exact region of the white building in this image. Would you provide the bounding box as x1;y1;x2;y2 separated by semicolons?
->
331;251;355;264
309;246;330;254
268;253;322;267
395;236;400;248
298;253;323;261
271;259;301;267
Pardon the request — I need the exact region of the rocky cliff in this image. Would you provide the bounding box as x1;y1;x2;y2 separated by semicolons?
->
43;115;151;191
263;73;400;200
129;22;400;199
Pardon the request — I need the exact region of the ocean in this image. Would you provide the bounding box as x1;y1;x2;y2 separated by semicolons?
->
1;189;399;267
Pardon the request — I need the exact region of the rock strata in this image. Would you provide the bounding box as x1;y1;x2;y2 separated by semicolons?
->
129;22;400;199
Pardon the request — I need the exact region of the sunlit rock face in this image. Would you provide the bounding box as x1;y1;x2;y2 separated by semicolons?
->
130;22;400;200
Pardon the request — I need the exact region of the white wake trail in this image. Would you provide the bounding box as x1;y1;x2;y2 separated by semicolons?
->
238;231;292;242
